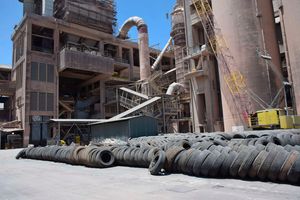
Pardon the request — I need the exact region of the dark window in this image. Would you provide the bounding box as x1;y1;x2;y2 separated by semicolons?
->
39;63;47;82
47;64;54;82
39;92;46;111
31;62;39;80
31;92;38;111
133;48;140;66
47;93;54;111
31;25;54;54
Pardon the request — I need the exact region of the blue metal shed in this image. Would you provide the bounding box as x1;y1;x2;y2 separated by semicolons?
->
89;116;158;141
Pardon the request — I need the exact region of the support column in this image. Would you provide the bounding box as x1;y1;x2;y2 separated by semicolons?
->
99;41;104;56
99;81;105;118
129;48;134;81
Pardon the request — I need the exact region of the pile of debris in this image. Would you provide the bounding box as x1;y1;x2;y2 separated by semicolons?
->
16;130;300;185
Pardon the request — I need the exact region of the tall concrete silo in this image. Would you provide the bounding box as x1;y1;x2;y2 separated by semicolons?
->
277;0;300;114
211;0;282;131
171;0;189;90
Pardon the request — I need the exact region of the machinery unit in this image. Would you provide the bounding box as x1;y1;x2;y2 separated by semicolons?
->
249;109;300;129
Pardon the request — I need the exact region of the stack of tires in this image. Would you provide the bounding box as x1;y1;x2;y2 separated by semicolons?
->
16;145;115;168
159;145;300;184
16;130;300;185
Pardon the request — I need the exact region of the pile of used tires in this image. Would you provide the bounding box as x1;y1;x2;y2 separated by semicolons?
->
16;145;115;168
16;130;300;185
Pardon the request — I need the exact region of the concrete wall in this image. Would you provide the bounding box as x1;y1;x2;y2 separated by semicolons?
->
279;0;300;114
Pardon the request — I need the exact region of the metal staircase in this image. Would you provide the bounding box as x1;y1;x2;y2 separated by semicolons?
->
117;86;180;133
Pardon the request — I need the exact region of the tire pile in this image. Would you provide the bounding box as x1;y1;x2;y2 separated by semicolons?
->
16;130;300;185
16;145;115;168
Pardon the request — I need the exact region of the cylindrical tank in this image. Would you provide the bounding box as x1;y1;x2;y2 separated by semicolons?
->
171;0;189;90
279;0;300;114
211;0;282;131
171;0;186;47
19;0;35;15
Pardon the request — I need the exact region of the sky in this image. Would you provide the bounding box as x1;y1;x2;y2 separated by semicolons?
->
0;0;175;66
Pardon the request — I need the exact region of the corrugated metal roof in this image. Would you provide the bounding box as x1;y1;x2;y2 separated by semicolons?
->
50;119;103;123
0;65;12;70
0;128;23;133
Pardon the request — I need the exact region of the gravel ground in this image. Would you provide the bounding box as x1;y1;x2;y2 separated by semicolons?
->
1;149;300;200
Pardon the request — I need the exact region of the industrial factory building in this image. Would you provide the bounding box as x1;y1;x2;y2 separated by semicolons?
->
1;0;300;148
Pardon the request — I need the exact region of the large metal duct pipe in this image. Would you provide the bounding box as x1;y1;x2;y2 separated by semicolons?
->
212;0;282;131
118;16;150;81
166;82;185;95
151;37;173;71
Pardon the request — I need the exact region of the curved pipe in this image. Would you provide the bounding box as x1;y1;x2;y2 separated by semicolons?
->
118;16;147;39
151;37;173;71
118;16;150;80
166;82;185;95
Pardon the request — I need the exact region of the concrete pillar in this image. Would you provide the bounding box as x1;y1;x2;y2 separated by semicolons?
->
129;48;134;81
118;46;122;59
280;0;300;114
99;41;104;56
99;81;105;118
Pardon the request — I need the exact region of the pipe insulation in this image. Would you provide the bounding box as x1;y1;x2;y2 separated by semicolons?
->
118;17;150;80
151;37;173;71
166;82;185;95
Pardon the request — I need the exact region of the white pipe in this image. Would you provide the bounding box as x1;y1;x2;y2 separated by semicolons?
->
118;16;147;39
166;82;185;95
118;16;150;81
151;37;173;70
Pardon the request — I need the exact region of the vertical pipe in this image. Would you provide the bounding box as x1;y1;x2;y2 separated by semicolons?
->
138;25;151;80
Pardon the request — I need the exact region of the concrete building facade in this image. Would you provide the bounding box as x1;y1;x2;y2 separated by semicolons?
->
11;0;174;146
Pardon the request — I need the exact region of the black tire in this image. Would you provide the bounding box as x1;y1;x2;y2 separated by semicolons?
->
220;151;238;177
248;150;268;178
165;146;185;172
192;150;211;177
95;149;115;167
149;150;166;175
200;150;220;177
185;149;201;176
16;149;26;159
209;151;227;177
179;149;196;174
278;151;299;182
267;149;289;182
257;149;278;180
287;154;300;184
238;149;260;178
229;149;249;178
